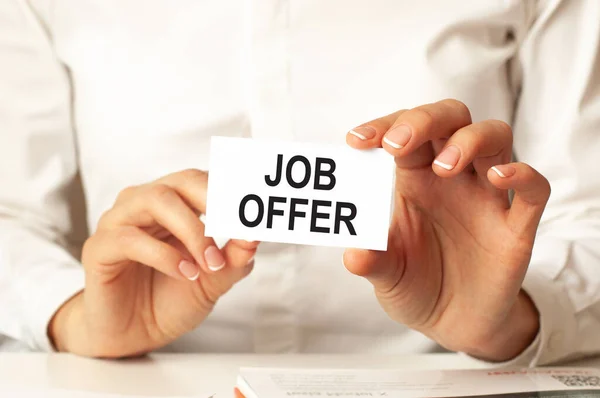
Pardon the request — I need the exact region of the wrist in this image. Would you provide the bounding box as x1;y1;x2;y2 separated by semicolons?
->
465;290;540;362
48;291;84;352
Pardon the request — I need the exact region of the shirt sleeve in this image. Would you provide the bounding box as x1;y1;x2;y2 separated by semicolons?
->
463;0;600;367
0;0;85;351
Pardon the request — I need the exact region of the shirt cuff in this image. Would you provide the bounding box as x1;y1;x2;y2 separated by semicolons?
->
519;266;578;366
457;320;541;369
459;236;577;367
22;263;85;352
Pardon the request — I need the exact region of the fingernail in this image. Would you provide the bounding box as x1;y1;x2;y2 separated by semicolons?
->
383;125;412;149
205;245;226;272
383;124;412;149
348;126;376;140
491;165;516;178
434;145;461;170
178;260;200;281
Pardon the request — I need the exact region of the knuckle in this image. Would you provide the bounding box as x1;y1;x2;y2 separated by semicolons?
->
492;120;514;143
541;176;552;199
114;226;140;249
441;98;472;122
411;108;436;132
459;126;483;149
81;235;98;265
156;247;179;266
96;209;113;230
180;168;208;184
522;163;537;178
493;119;513;135
469;135;485;154
149;183;177;203
116;186;138;203
519;163;551;201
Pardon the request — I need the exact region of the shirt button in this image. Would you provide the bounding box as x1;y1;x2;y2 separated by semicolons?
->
548;331;564;352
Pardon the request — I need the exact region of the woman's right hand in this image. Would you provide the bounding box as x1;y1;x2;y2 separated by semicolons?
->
48;169;258;358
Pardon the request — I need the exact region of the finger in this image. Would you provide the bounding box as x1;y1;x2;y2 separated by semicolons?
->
160;170;262;270
145;170;228;273
105;184;225;274
197;240;259;302
346;110;405;149
343;247;401;293
487;162;551;239
383;99;472;168
113;170;209;215
84;226;200;281
432;119;513;178
157;169;209;214
222;239;260;269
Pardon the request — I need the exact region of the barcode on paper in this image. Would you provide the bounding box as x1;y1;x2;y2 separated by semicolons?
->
553;375;600;388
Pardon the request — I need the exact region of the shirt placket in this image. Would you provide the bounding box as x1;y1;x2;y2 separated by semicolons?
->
244;0;299;353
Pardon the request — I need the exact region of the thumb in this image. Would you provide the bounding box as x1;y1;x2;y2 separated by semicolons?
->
222;239;259;269
343;246;402;294
204;239;259;290
487;162;551;241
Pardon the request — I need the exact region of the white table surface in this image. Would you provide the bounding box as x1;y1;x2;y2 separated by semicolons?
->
1;353;599;397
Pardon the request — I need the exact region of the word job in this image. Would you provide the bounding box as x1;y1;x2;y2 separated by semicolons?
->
238;155;358;235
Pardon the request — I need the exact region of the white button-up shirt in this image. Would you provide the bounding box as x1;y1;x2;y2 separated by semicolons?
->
1;0;599;365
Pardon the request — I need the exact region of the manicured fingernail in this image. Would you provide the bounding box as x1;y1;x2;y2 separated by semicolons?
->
491;165;516;178
383;125;412;149
348;126;376;140
205;246;226;272
434;145;461;170
178;260;200;281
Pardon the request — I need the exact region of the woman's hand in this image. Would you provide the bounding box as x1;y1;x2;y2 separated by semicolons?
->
49;169;258;358
345;99;550;361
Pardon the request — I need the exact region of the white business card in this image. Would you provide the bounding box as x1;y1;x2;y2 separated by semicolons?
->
205;136;394;250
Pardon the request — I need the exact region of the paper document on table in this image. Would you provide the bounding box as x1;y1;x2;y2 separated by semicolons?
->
0;386;215;398
236;367;600;398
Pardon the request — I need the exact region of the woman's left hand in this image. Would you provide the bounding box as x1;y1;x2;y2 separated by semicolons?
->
344;99;550;362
